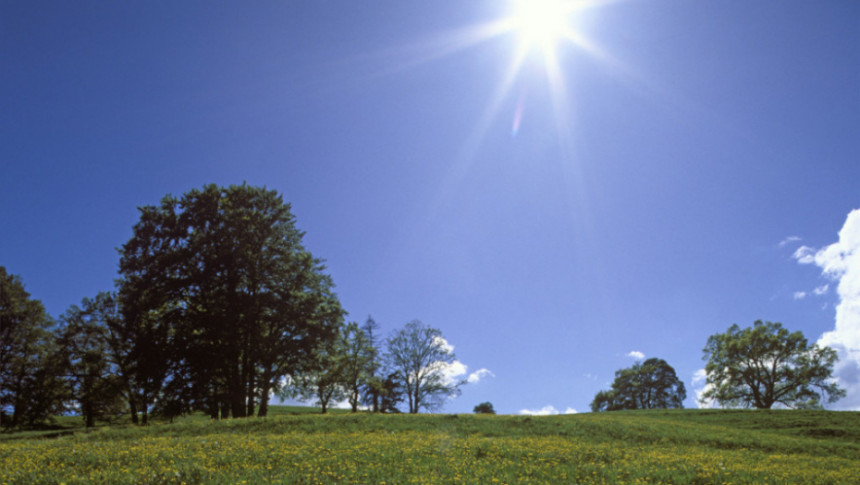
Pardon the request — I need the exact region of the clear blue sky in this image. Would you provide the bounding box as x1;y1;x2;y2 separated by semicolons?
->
2;0;859;413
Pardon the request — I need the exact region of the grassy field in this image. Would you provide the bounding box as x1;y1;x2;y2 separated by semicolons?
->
1;408;859;484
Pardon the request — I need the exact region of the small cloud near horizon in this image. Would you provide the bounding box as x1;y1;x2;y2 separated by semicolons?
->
626;350;645;360
519;405;577;416
467;368;495;384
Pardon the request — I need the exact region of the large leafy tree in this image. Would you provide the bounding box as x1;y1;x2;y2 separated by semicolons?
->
386;320;463;413
591;358;686;412
0;267;66;428
701;320;845;409
118;184;343;419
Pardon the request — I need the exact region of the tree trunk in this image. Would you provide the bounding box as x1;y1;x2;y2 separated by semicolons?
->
258;393;269;417
129;395;139;425
229;363;245;418
257;368;272;417
245;367;256;417
220;393;231;419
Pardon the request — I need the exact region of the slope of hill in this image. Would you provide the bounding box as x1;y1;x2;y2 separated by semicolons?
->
2;408;858;484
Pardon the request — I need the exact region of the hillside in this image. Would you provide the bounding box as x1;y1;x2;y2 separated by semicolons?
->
1;408;858;484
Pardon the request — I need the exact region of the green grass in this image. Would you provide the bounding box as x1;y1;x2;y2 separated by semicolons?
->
1;407;859;484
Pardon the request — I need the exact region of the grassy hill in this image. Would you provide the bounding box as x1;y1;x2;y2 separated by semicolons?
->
1;408;858;484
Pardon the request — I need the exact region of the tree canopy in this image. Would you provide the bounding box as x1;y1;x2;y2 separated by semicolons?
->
118;183;343;419
386;320;463;413
473;401;496;414
591;358;686;412
701;320;845;409
0;267;66;427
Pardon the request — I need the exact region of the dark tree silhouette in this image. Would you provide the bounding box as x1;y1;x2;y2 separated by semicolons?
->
591;358;686;412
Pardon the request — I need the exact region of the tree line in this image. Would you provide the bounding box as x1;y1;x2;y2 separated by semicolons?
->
590;321;845;412
1;183;848;426
1;184;463;428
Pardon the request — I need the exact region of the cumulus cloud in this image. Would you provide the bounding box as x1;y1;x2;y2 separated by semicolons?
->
426;359;467;387
519;405;576;416
793;291;808;300
426;359;493;389
433;336;455;354
627;350;645;360
797;209;860;410
779;236;802;247
466;368;495;384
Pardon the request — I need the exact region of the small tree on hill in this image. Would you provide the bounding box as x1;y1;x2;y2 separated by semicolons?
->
591;358;686;412
701;320;844;409
473;401;495;414
386;320;463;413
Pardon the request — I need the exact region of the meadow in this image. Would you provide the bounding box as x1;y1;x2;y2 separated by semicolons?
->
1;407;858;484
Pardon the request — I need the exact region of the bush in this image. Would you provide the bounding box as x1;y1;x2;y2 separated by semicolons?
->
473;402;495;414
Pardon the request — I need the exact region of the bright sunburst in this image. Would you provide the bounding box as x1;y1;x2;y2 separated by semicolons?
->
511;0;577;52
371;0;613;142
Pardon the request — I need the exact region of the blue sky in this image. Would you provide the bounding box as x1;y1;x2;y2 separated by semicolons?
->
2;0;859;414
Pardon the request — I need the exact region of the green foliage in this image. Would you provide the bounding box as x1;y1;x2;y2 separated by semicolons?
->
118;184;343;419
386;320;463;413
359;316;384;412
58;294;128;427
702;320;845;409
473;401;496;414
591;358;686;412
282;327;348;414
340;321;373;412
0;267;66;428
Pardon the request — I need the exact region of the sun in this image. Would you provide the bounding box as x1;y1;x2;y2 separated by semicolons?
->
510;0;577;51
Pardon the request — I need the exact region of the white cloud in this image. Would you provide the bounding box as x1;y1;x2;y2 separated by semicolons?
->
793;291;808;300
426;359;467;387
433;336;455;354
814;284;830;296
692;368;718;409
798;209;860;410
779;236;802;247
466;368;495;384
564;407;578;414
519;405;560;416
627;350;645;360
793;246;817;264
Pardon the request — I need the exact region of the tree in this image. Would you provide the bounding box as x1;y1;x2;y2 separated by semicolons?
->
701;320;845;409
378;372;404;413
341;322;372;412
473;401;495;414
386;320;463;413
118;184;343;419
57;296;127;427
283;333;347;414
360;316;384;412
590;358;686;412
0;267;66;428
